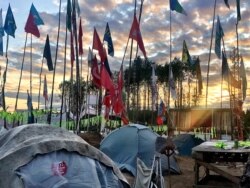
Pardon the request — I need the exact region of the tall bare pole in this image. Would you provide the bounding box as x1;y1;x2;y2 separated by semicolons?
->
72;0;81;133
47;0;62;124
126;0;137;117
37;59;44;110
15;33;28;111
205;0;217;107
59;19;69;128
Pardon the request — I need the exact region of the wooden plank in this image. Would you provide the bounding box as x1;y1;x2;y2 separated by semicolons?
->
196;160;240;185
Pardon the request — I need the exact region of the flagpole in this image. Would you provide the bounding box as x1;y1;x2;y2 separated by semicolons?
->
30;34;33;102
72;0;81;133
59;19;69;128
15;33;28;111
47;0;62;124
2;34;10;128
37;58;44;110
205;0;217;107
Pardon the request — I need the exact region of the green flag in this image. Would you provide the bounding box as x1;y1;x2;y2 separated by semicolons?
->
236;0;241;21
66;0;72;31
170;0;187;16
182;40;194;67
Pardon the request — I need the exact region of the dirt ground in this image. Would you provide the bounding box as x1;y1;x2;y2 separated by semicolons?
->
123;156;196;188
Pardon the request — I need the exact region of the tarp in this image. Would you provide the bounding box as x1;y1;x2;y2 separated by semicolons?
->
0;124;130;188
173;134;204;156
100;124;180;176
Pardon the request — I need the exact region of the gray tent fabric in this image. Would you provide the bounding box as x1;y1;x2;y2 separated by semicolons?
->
0;124;130;188
100;124;180;176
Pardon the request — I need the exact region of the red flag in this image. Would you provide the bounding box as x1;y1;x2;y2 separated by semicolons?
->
25;13;40;38
112;64;124;114
78;18;83;55
121;109;129;125
91;55;101;88
103;91;112;108
100;64;115;94
70;31;75;67
43;75;48;101
129;15;146;58
92;28;105;62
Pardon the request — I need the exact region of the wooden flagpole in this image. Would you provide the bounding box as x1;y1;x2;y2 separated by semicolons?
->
15;33;28;111
37;58;44;110
59;18;69;128
30;35;33;102
205;0;217;107
2;34;10;128
72;0;81;133
47;0;62;124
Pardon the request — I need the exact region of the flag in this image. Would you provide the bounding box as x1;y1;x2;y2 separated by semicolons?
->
78;18;83;55
112;63;124;114
169;64;177;100
236;0;241;22
92;27;105;62
103;22;114;56
215;16;224;59
240;57;247;101
4;4;16;38
87;47;94;66
70;31;75;67
103;47;113;77
224;0;230;9
43;34;53;71
25;13;40;38
182;40;194;67
170;0;187;16
91;55;101;88
100;63;115;92
129;15;147;58
30;3;44;26
75;0;81;16
0;9;4;56
196;57;203;95
222;51;241;89
43;75;48;101
66;0;72;31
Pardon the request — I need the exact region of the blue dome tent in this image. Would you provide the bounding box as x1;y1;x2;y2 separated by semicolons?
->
100;124;180;176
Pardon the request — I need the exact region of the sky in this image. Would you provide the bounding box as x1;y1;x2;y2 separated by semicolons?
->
0;0;249;112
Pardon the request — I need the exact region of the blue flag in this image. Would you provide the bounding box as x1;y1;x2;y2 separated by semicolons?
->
4;4;16;38
170;0;187;16
103;22;114;56
0;9;4;56
43;35;53;71
30;3;44;26
215;16;224;59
